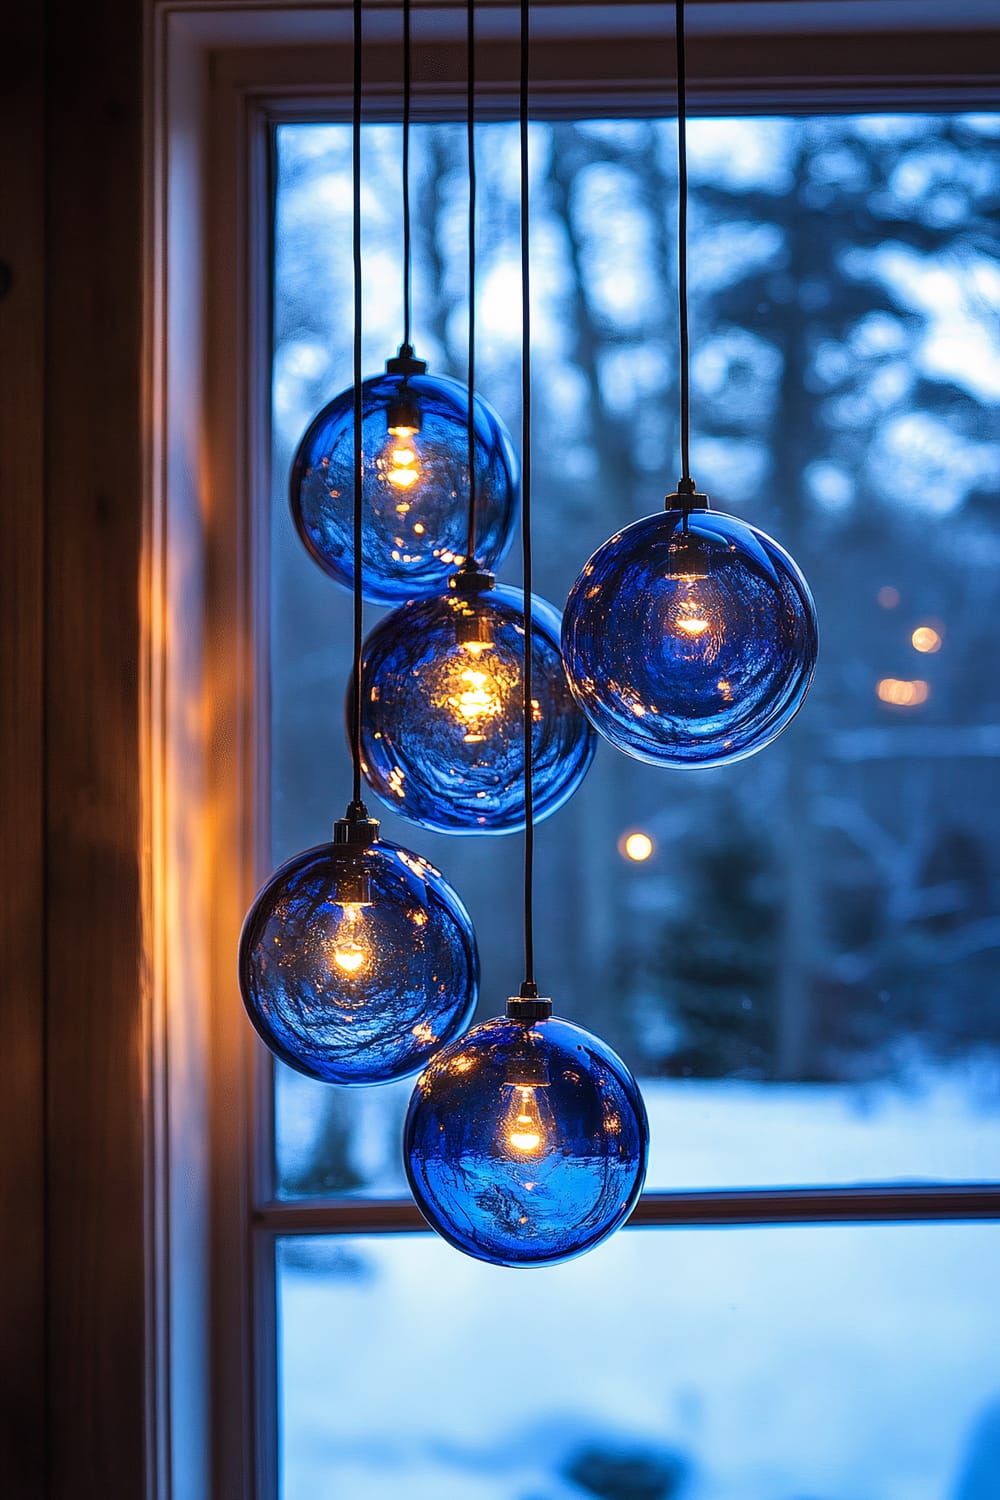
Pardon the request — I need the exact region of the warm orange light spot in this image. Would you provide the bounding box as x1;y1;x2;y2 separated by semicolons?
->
332;943;366;974
448;666;501;742
676;615;711;637
877;677;929;707
621;831;654;863
506;1088;545;1155
911;625;942;654
388;465;419;490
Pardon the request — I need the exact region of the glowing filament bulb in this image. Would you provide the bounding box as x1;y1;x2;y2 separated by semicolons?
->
386;440;421;493
665;576;725;661
675;596;711;636
501;1083;553;1157
331;903;371;978
448;663;502;744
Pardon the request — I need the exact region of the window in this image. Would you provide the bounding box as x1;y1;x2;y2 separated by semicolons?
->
147;7;1000;1500
268;111;1000;1497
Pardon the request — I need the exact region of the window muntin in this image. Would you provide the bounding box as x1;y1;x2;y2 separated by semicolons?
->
270;114;1000;1201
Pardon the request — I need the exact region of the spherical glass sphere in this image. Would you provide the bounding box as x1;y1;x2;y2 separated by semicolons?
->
404;1012;649;1267
290;369;519;605
562;508;818;767
357;583;596;834
238;835;479;1085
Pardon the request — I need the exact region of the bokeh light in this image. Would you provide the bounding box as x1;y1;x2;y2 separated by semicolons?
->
877;677;930;707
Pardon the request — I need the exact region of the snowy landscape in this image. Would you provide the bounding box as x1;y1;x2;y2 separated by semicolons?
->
277;1077;1000;1498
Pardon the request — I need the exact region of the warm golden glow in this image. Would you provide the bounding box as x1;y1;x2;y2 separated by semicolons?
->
447;665;503;743
384;436;422;491
622;831;654;863
665;579;724;660
911;625;942;654
877;677;929;707
330;903;371;978
388;422;418;438
504;1087;546;1155
332;942;366;974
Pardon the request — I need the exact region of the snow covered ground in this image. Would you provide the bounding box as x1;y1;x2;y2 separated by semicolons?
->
278;1077;1000;1500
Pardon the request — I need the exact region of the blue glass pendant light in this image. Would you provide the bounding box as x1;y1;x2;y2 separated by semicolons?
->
405;1004;648;1267
289;0;518;606
562;505;817;767
239;816;478;1085
239;1;478;1086
561;0;817;767
404;2;648;1266
357;575;594;834
291;361;519;608
357;7;593;834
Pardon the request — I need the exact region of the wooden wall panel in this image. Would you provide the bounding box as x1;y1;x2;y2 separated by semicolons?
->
43;0;148;1493
0;4;46;1495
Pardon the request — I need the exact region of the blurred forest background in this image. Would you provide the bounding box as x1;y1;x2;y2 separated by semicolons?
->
270;114;1000;1196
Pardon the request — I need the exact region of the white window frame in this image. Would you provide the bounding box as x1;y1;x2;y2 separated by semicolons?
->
145;4;1000;1496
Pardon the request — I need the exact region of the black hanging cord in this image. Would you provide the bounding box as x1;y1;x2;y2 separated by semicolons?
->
675;0;693;494
350;0;365;811
464;0;478;565
519;0;535;994
402;0;412;348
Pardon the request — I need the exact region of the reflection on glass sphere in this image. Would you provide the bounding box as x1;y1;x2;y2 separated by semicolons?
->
290;368;518;605
357;582;596;834
404;1011;649;1267
562;509;818;767
238;834;479;1085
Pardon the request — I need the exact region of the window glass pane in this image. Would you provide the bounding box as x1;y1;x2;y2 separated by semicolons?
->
277;1225;1000;1499
270;116;1000;1198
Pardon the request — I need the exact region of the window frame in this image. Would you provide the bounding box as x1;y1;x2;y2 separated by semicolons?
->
146;5;1000;1498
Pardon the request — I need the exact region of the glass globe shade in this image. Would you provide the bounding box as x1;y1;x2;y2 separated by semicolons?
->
404;1009;649;1267
238;831;478;1085
562;509;818;767
290;369;518;605
356;582;596;834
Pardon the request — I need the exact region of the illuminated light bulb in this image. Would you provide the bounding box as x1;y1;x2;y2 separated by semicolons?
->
238;809;479;1085
562;503;817;768
503;1085;549;1154
404;994;648;1267
386;442;421;492
911;624;942;654
674;600;711;637
449;670;499;742
503;1086;542;1152
356;574;595;835
500;1050;554;1156
621;831;653;863
290;347;519;606
330;902;370;977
